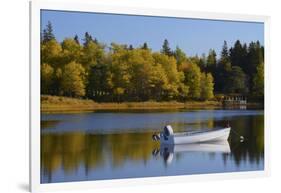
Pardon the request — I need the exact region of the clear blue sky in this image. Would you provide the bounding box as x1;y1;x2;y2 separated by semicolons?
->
41;10;264;57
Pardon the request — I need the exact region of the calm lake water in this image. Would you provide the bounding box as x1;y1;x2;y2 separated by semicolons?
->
41;109;264;183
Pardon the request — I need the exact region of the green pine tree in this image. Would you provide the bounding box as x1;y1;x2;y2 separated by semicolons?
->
161;39;173;56
42;21;55;43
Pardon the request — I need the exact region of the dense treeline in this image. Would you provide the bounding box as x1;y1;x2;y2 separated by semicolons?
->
41;21;264;102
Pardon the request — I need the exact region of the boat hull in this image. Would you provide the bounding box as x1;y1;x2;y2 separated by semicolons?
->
160;127;231;144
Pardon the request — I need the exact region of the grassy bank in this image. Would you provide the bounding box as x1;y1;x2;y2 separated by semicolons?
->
41;95;222;113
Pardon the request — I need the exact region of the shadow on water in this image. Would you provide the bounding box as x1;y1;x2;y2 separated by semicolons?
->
228;115;264;166
40;109;264;183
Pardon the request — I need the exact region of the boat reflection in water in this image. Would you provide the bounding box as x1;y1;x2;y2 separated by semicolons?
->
153;141;231;165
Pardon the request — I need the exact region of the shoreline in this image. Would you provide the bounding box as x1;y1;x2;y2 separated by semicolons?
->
41;95;263;113
41;95;222;113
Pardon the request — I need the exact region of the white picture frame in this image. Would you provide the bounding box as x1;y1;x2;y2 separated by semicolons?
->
30;0;270;192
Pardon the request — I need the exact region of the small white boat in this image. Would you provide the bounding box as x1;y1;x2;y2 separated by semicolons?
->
156;125;231;144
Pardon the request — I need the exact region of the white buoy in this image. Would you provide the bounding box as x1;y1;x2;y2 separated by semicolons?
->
240;136;244;142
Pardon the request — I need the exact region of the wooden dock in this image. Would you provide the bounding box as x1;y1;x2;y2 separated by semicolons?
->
222;96;247;106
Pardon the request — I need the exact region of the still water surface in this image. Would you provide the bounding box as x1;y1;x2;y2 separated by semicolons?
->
41;109;264;183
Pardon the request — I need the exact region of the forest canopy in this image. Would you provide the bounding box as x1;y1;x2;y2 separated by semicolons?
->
41;21;264;102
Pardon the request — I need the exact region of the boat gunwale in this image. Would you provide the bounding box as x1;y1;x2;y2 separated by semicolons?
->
173;127;231;137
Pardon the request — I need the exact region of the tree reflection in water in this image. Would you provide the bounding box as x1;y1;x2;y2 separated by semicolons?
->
41;112;264;183
41;131;159;182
